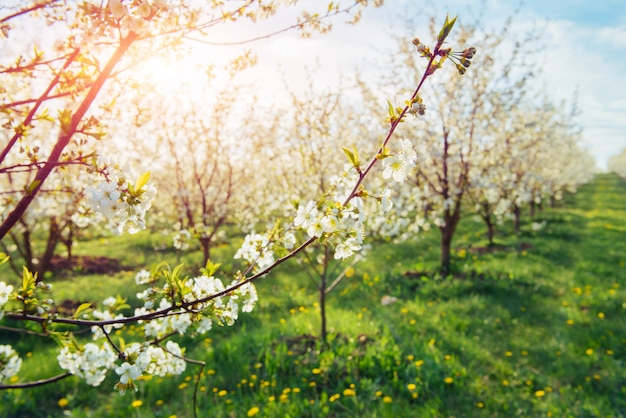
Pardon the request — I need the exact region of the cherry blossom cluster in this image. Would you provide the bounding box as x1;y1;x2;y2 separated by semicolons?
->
0;281;12;320
0;345;21;383
86;162;156;234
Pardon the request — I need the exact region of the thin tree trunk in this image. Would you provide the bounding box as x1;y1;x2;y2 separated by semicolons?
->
37;218;60;281
513;205;521;234
320;274;327;345
440;225;453;276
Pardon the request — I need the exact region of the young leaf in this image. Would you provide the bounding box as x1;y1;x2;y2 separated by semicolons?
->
341;147;357;167
73;302;93;319
58;108;73;135
24;180;41;195
201;259;221;277
437;14;457;45
135;171;151;191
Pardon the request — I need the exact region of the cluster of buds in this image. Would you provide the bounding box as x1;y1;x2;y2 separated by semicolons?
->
412;38;476;76
448;47;477;75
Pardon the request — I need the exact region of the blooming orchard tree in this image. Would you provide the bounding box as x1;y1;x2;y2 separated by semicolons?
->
119;64;264;265
608;148;626;179
0;1;478;414
373;18;529;274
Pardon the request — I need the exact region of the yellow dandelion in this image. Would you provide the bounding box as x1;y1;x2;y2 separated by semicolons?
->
521;350;528;356
593;374;601;380
502;380;509;386
131;400;143;408
268;396;275;402
382;396;393;403
343;388;356;396
309;381;317;387
178;382;188;390
58;398;69;408
444;377;453;384
414;360;424;367
505;351;513;357
218;389;228;397
566;319;574;325
406;354;415;361
444;355;452;361
375;390;383;397
26;352;32;358
312;368;322;375
606;349;614;355
168;415;177;418
535;390;545;397
597;312;605;319
329;394;341;402
477;402;484;408
585;348;594;355
207;369;216;375
279;394;288;402
407;383;417;391
247;407;260;417
411;392;419;399
156;400;164;406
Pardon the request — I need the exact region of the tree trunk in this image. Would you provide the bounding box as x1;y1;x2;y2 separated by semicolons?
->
486;218;495;246
320;274;327;346
513;205;521;234
37;218;60;281
440;225;454;276
200;237;210;266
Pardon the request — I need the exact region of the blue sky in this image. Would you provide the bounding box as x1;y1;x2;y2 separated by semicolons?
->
250;0;626;170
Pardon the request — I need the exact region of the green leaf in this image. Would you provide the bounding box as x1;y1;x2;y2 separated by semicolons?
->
341;147;356;166
201;259;222;277
0;252;9;266
135;171;150;191
73;302;93;319
387;100;396;119
22;266;35;291
24;179;41;195
58;108;73;135
437;14;457;45
171;263;185;280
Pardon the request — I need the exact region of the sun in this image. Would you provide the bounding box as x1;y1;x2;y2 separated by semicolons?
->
128;49;215;94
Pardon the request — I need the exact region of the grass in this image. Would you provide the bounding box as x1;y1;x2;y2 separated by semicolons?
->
1;173;625;417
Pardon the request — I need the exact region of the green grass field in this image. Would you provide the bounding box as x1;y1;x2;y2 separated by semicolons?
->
1;173;625;418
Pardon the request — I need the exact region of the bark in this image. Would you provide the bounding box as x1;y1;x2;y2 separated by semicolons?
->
37;218;60;280
513;205;521;234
